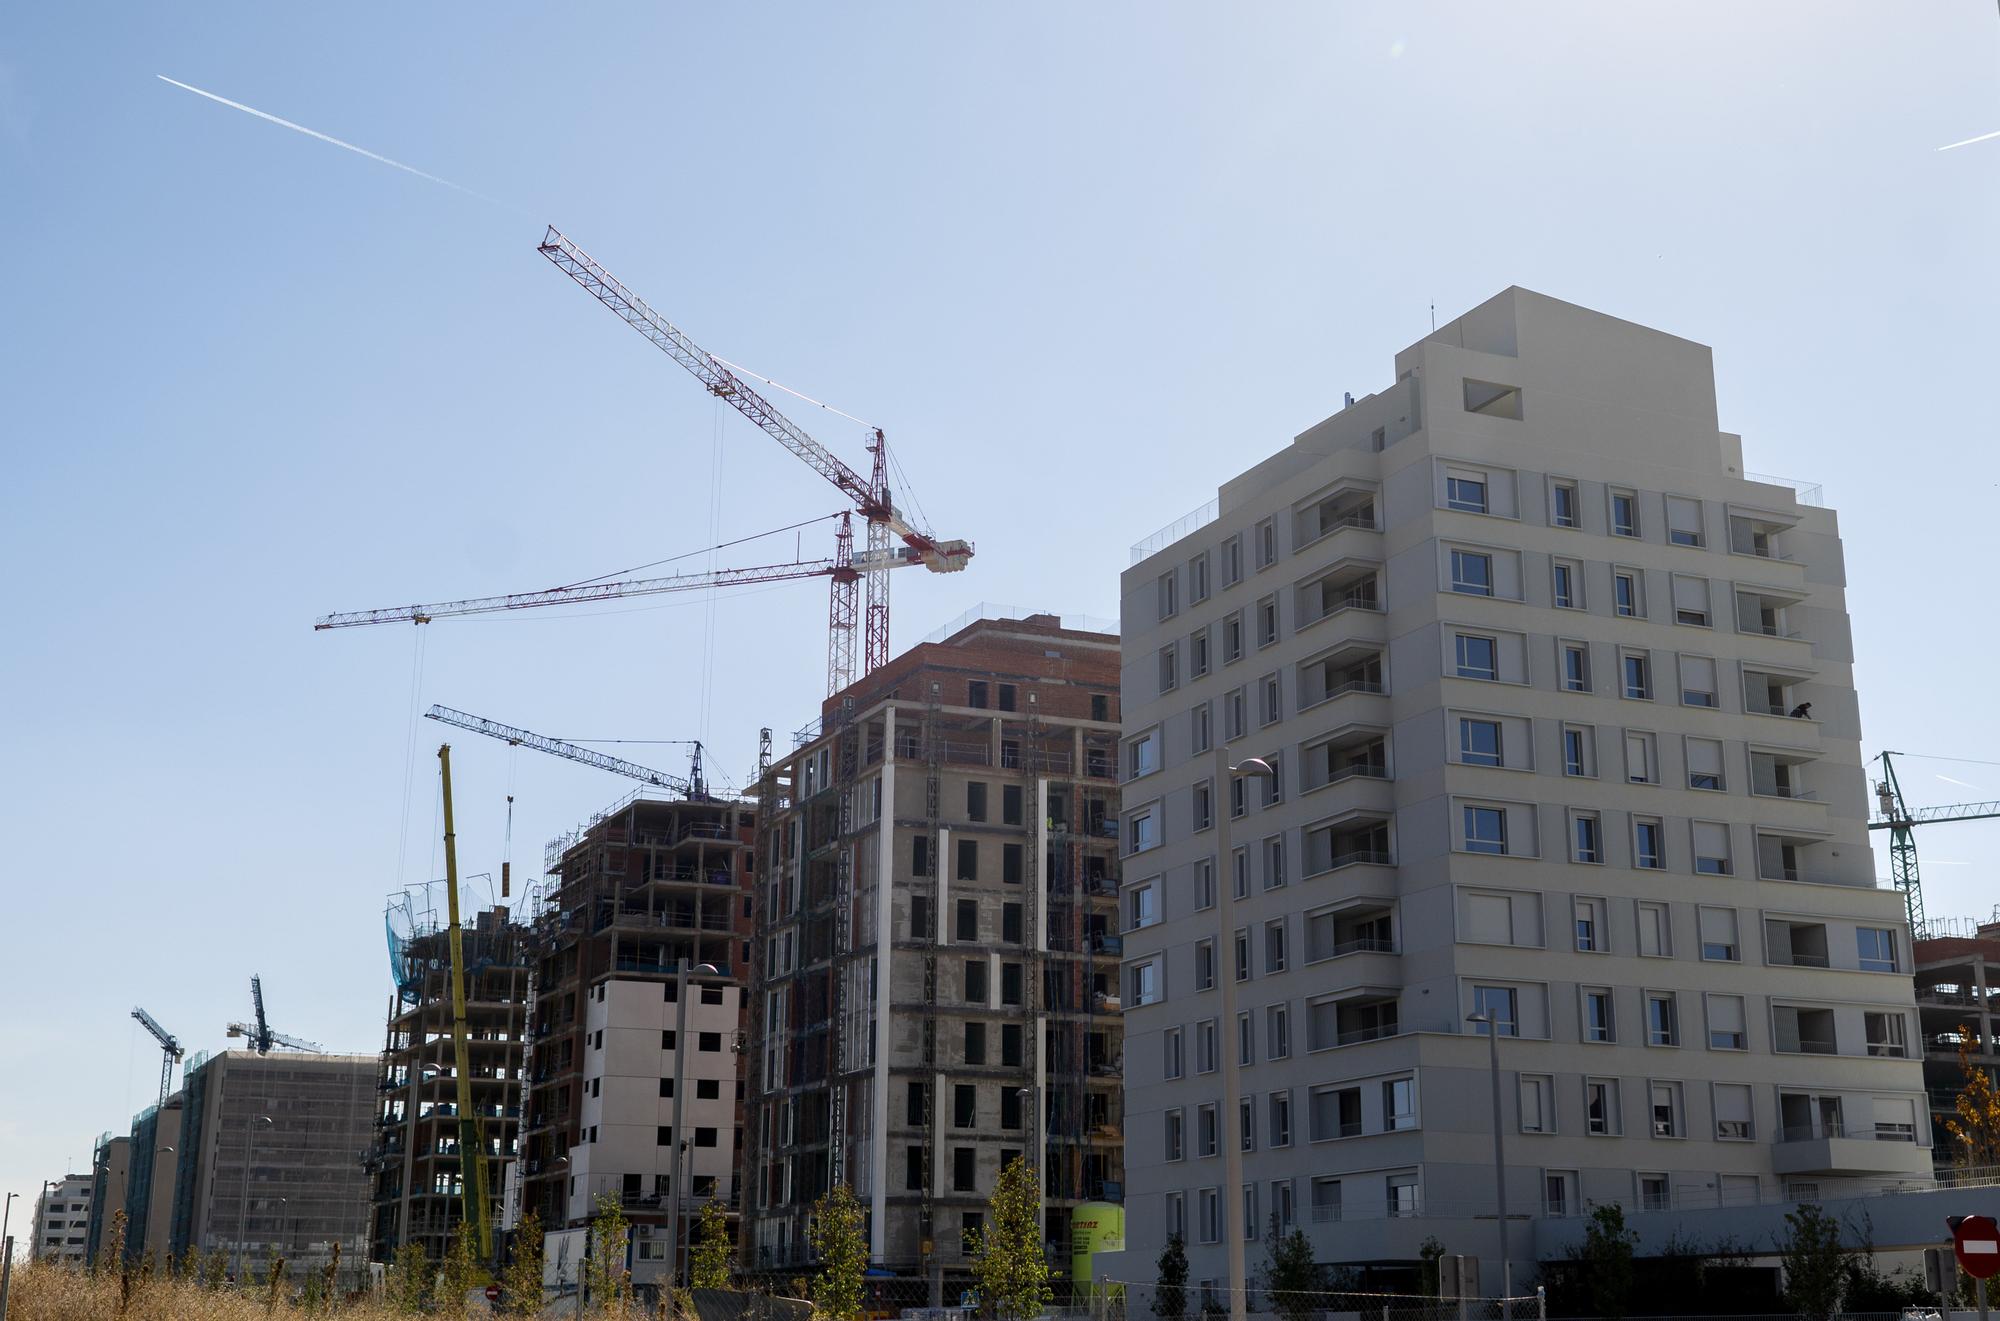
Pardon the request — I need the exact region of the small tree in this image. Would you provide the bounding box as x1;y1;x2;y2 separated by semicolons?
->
1257;1216;1319;1321
1576;1203;1637;1320
691;1198;735;1290
1947;1027;2000;1168
204;1248;230;1291
808;1184;868;1321
587;1195;633;1316
1152;1233;1189;1321
265;1248;290;1313
95;1208;128;1277
503;1208;546;1316
1780;1203;1846;1321
439;1226;483;1317
971;1157;1052;1321
1416;1237;1445;1298
385;1240;432;1313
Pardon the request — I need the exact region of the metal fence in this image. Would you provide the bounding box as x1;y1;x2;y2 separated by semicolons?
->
1106;1280;1547;1321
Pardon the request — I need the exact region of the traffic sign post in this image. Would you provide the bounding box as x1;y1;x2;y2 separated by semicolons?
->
1950;1215;2000;1321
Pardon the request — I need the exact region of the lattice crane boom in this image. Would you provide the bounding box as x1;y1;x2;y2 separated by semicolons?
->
225;975;324;1055
536;226;972;690
1868;750;2000;937
131;1007;183;1107
424;705;702;797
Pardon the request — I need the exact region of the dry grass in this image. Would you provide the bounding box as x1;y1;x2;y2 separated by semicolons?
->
2;1259;559;1320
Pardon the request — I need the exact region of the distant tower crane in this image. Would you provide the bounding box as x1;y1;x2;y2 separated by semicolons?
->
315;519;925;697
1870;750;2000;937
538;226;973;694
131;1007;183;1107
422;705;703;796
225;975;325;1054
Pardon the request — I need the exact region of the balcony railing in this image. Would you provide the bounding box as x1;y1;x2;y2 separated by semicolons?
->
1333;1023;1400;1047
1316;938;1397;959
1777;1037;1838;1055
1317;849;1395;872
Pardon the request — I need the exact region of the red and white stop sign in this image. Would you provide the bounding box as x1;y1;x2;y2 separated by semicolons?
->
485;1283;503;1301
1952;1214;2000;1280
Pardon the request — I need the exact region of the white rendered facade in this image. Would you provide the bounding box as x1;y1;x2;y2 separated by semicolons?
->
32;1174;94;1264
1119;288;1928;1288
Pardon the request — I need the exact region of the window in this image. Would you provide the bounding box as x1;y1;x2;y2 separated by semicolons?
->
1699;907;1740;962
1622;651;1652;700
1686;821;1730;876
1190;553;1210;604
1223;612;1243;663
1164;1109;1185;1162
1553;560;1579;609
1614;571;1640;618
1192;780;1213;832
1260;672;1281;725
1158;571;1179;620
1163;1027;1183;1079
1237;1013;1254;1067
1715;1083;1753;1139
1383;1077;1417;1130
1586;1078;1621;1135
1002;842;1022;883
1858;927;1898;972
1562;643;1591;693
1551;481;1579;528
1189;629;1210;677
956;897;978;940
1646;992;1679;1046
1865;1012;1909;1058
696;1077;720;1099
1233;928;1250;982
1447;472;1488;513
998;684;1017;711
1232;848;1248;897
1611;491;1638;538
1271;1179;1296;1233
1625;731;1657;784
954;1084;977;1128
1001;962;1023;1005
1196;1104;1218;1157
1265;920;1287;974
1002;902;1022;943
1639;1174;1670;1211
1126;807;1158;854
1126;960;1157;1007
1198;1189;1220;1244
1226;688;1246;739
953;1147;975;1192
1127;732;1159;779
1463;805;1507;855
1708;994;1747;1051
1196;1019;1218;1073
966;781;987;822
1195;859;1216;911
965;959;989;1003
1267;1003;1290;1060
908;1082;925;1125
1679;654;1718;707
1241;1185;1259;1241
1158;645;1178;693
1126;883;1157;932
1256;596;1279;648
1455;633;1499;681
1240;1096;1255;1150
1638;902;1671;957
1545;1171;1578;1218
1673;574;1711;627
1223;534;1243;587
1387;1173;1421;1218
1460;717;1503;767
1666;495;1703;547
1562;725;1593;778
967;680;989;709
1472;985;1519;1036
1584;988;1614;1043
1572;813;1602;864
1650;1081;1684;1137
1450;549;1494;596
1520;1074;1555;1133
1635;818;1665;869
1270;1091;1292;1147
1687;738;1725;791
1192;703;1212;754
1574;897;1606;951
1256;518;1277;569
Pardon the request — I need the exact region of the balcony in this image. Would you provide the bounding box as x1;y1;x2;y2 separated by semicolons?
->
1773;1126;1932;1177
1736;586;1809;642
1303;814;1395;879
1297;644;1387;714
1294;490;1380;551
1750;750;1821;802
1295;562;1387;634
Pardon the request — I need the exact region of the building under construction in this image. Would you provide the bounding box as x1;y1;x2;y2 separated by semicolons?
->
1915;915;2000;1164
515;788;755;1291
368;903;531;1263
743;612;1126;1288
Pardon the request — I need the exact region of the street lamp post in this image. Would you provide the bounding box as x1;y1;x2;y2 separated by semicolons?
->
1466;1011;1511;1305
666;961;723;1291
1;1189;18;1320
237;1116;273;1283
1215;749;1275;1321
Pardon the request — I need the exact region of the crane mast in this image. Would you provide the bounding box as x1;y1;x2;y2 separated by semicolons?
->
536;225;971;692
437;744;493;1261
1870;750;2000;937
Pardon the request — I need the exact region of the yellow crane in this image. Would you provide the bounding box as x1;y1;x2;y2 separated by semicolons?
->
437;743;492;1261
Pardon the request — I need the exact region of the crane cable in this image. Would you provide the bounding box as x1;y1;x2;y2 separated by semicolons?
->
555;510;846;592
394;626;429;890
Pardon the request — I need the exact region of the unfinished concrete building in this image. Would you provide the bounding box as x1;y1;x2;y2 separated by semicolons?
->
367;904;531;1263
744;613;1126;1288
1915;917;2000;1165
515;788;755;1292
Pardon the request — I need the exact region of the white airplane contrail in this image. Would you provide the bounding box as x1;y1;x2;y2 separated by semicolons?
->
1939;127;2000;153
157;75;522;212
1937;774;1983;792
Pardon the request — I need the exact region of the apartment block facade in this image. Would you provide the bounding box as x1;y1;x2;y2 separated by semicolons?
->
515;790;754;1291
32;1173;94;1264
84;1132;130;1265
1119;288;1928;1288
744;615;1126;1287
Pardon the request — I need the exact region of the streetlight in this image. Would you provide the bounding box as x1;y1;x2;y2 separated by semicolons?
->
236;1116;273;1282
666;961;724;1291
1;1188;19;1319
1466;1011;1511;1304
1214;750;1276;1321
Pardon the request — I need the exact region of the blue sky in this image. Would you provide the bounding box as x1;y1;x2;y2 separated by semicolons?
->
2;2;1996;1223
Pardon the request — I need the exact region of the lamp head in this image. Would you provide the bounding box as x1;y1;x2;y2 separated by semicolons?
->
1229;757;1276;779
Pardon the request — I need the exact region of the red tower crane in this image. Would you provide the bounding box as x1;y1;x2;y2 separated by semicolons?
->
537;226;972;694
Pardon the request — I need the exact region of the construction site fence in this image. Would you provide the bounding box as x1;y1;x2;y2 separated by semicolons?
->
1104;1282;1547;1321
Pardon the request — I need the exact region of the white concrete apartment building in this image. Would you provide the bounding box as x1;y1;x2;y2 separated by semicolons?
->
32;1173;94;1264
1118;288;1929;1292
